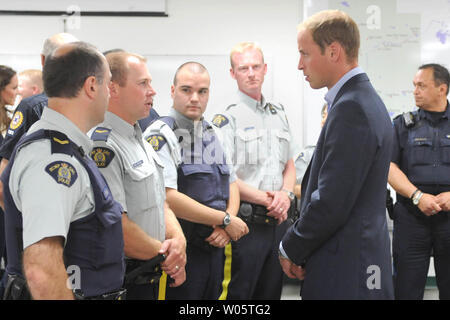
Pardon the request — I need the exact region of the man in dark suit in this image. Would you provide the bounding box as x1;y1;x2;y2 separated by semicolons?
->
279;10;394;300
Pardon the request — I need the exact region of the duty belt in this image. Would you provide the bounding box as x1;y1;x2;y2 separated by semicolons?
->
124;254;165;286
73;288;127;300
238;202;278;226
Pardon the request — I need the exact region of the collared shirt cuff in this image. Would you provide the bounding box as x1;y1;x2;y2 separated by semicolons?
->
279;242;290;260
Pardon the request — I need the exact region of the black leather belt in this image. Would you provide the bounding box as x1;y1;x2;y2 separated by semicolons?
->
238;202;278;226
74;288;127;300
124;254;165;286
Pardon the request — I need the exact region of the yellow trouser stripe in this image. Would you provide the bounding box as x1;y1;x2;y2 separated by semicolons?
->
219;243;232;300
158;272;167;300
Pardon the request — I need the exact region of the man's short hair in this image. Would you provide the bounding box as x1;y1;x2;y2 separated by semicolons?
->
173;61;208;86
419;63;450;95
43;41;105;98
298;10;360;62
230;42;265;69
106;52;147;87
19;69;43;92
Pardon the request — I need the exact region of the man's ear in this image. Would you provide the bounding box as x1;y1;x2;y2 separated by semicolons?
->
438;83;448;97
83;76;97;99
327;42;341;62
109;81;120;98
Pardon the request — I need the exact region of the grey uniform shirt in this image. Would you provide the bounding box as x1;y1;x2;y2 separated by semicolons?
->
212;91;295;191
91;111;165;242
143;108;236;190
9;108;95;249
294;145;316;184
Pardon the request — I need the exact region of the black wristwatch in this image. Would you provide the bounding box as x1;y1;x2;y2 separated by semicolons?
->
220;212;231;229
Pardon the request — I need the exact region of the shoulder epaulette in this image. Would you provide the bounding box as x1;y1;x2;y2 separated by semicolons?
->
91;127;112;142
226;104;237;111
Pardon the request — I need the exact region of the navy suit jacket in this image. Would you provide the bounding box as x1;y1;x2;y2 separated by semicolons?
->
282;73;394;300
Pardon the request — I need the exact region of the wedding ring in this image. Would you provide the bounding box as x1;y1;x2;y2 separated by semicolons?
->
175;265;180;270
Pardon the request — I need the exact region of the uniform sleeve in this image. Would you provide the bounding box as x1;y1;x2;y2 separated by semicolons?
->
211;125;237;183
211;111;236;168
151;140;178;189
391;117;405;166
92;142;127;212
10;151;85;249
0;100;41;160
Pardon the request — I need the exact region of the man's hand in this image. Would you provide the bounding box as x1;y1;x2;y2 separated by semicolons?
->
206;227;231;248
436;192;450;212
279;255;305;280
266;190;290;224
418;193;442;216
224;215;249;241
159;238;186;283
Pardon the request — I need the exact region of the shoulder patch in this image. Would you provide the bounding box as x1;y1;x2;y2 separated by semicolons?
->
91;127;112;142
90;147;115;168
146;135;167;152
45;161;78;187
212;114;230;128
9;111;24;131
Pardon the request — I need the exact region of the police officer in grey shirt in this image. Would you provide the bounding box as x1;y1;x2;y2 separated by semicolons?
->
144;62;248;300
90;52;186;300
2;42;125;300
212;42;296;300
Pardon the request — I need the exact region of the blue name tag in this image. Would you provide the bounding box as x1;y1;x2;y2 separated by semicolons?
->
132;160;144;168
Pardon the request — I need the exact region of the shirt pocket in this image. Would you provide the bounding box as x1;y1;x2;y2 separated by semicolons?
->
125;162;157;214
236;129;264;165
408;138;433;165
440;137;450;164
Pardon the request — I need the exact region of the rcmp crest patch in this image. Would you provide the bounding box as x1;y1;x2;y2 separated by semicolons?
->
212;114;229;128
146;135;167;152
45;161;78;187
90;147;115;168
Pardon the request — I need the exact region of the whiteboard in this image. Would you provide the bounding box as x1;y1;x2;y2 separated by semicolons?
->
302;0;450;146
0;0;167;15
0;54;274;121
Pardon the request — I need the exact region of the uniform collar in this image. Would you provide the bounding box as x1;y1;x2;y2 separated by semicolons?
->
41;107;93;154
169;108;205;133
104;111;142;140
237;90;267;112
417;100;450;121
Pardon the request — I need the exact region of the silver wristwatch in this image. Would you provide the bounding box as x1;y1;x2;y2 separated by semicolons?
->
283;189;295;201
411;189;423;206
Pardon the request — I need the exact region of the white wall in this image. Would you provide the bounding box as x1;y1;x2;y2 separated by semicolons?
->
0;0;305;150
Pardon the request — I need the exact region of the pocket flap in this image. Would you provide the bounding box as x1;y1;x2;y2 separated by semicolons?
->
180;164;214;176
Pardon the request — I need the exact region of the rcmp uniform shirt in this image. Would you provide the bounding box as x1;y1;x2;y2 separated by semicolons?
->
212;91;295;191
143;108;236;190
294;145;315;185
91;112;166;242
8;107;94;249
